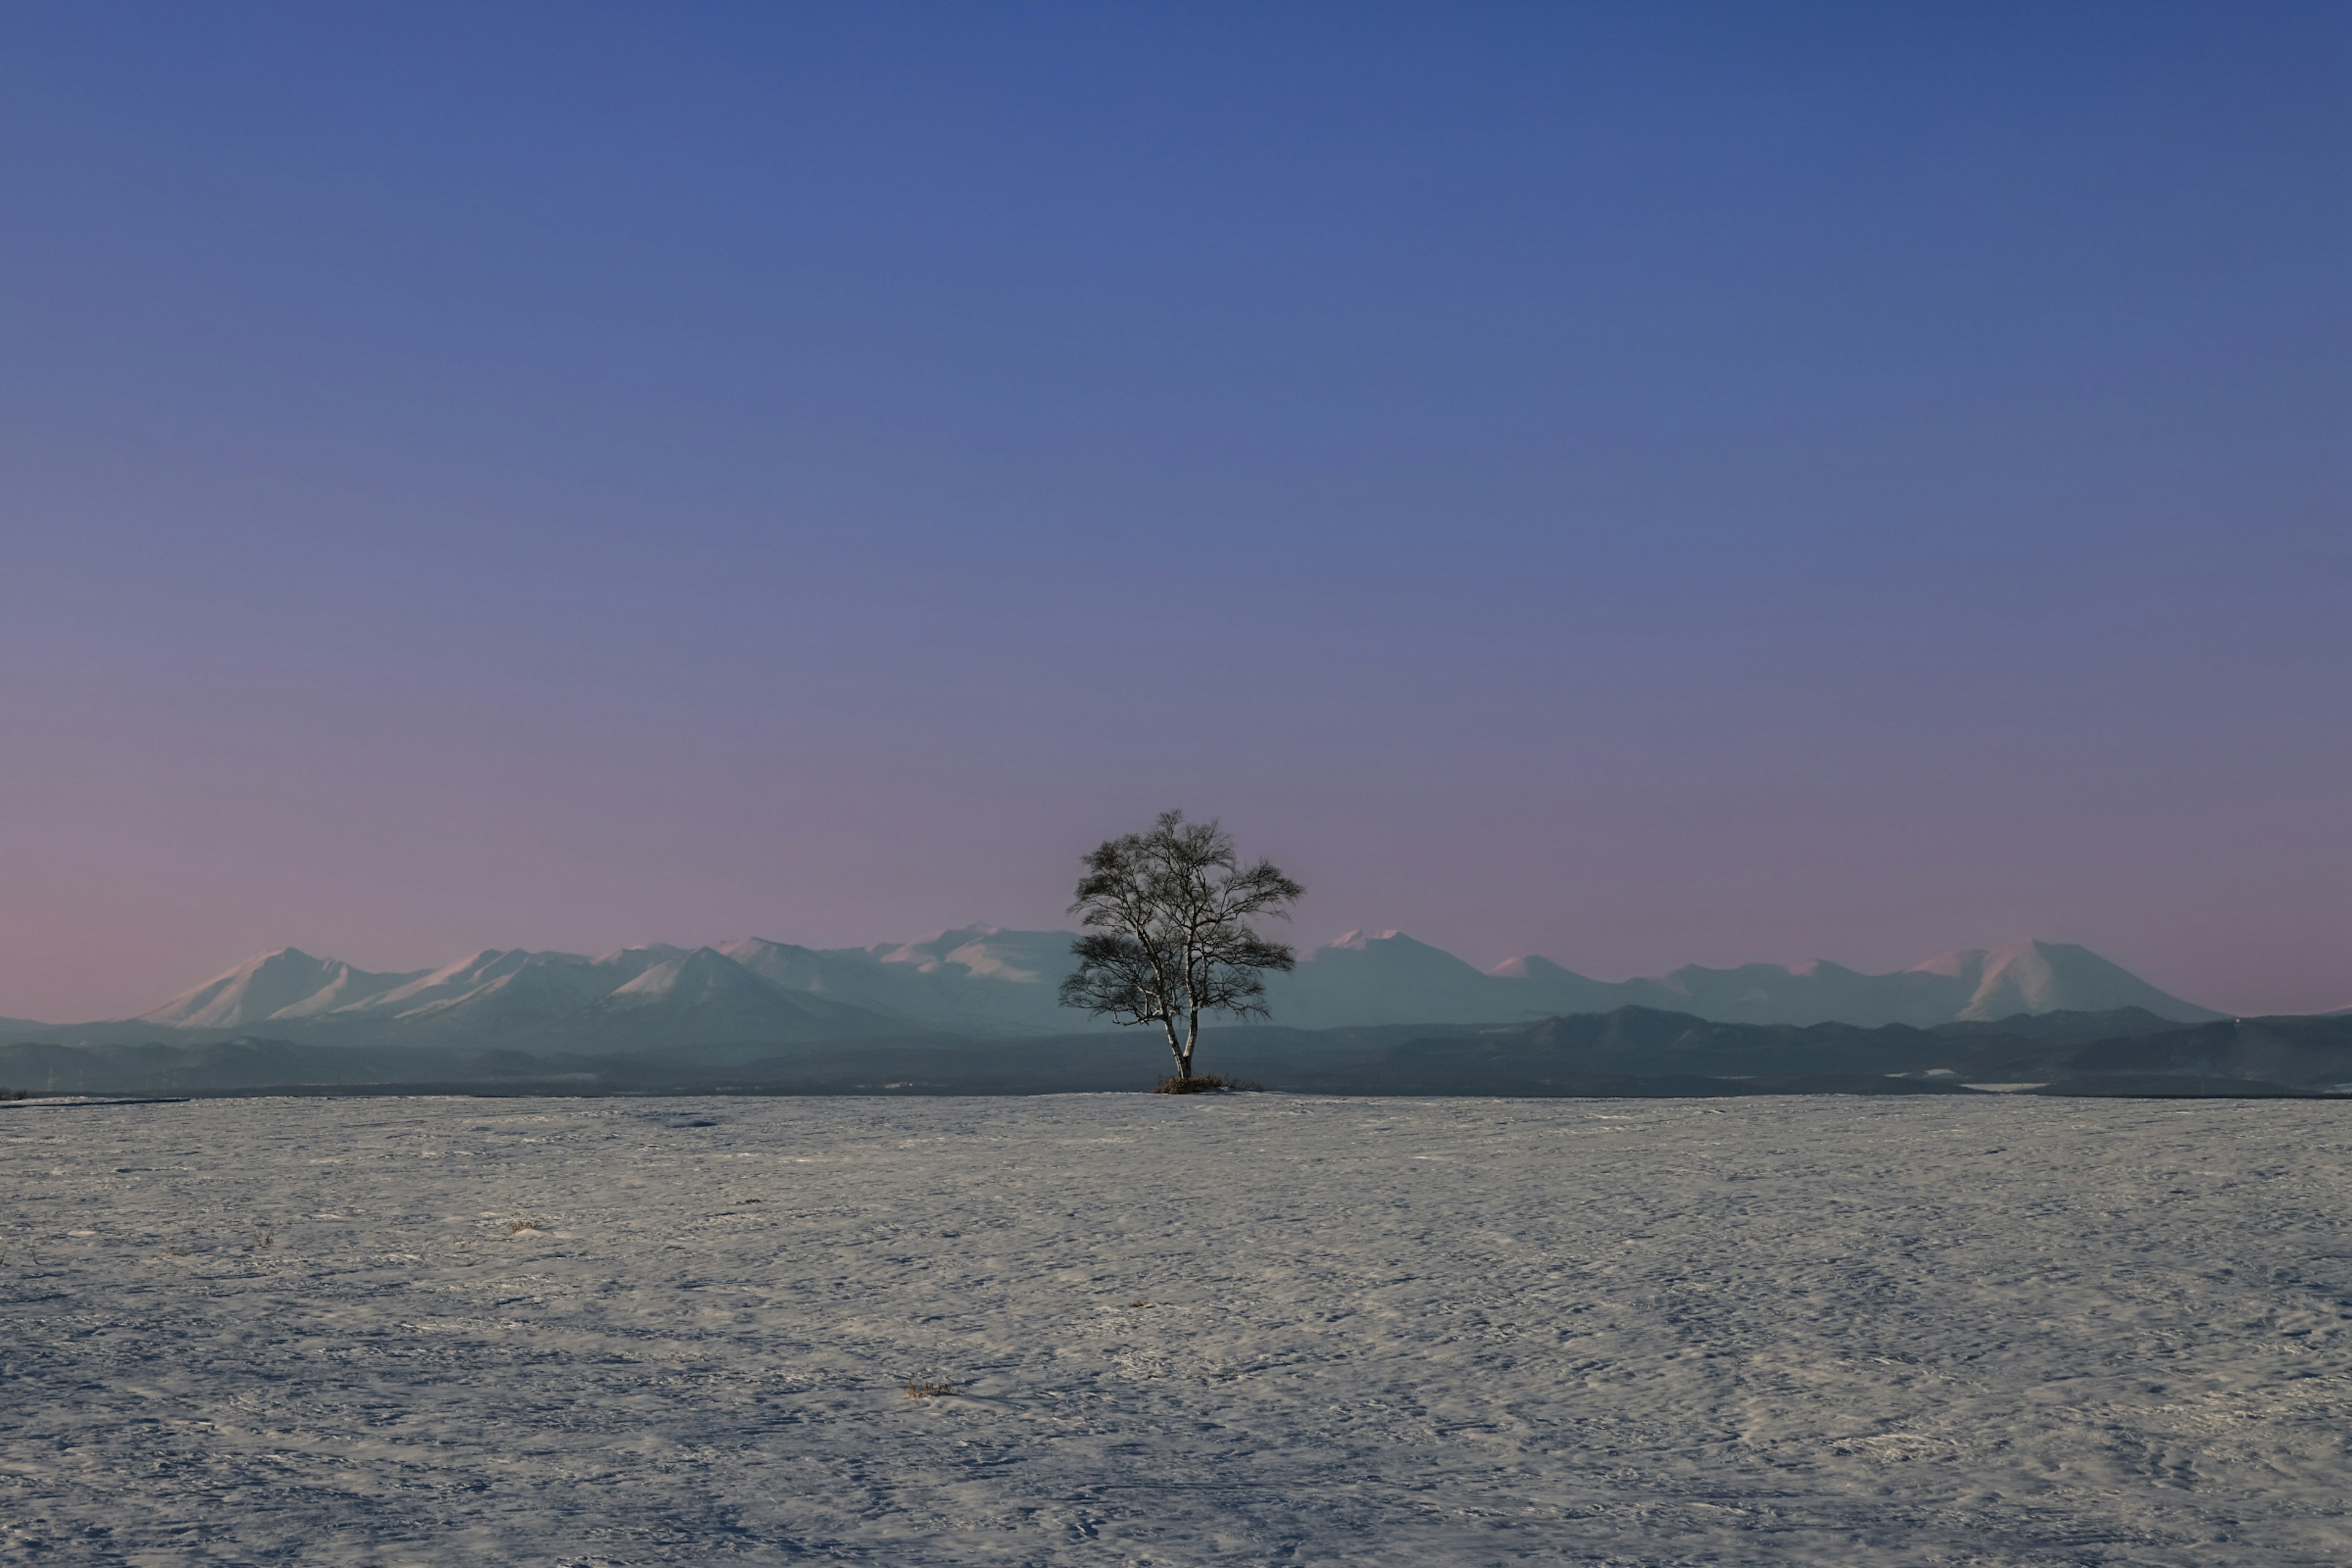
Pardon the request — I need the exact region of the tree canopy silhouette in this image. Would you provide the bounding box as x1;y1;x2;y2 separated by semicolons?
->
1058;810;1304;1085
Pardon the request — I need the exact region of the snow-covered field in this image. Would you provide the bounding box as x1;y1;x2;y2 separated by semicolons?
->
4;1094;2346;1566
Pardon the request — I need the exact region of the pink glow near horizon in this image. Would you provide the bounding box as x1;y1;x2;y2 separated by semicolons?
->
1;7;2344;1020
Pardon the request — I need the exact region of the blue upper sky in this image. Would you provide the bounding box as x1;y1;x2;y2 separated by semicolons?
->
2;2;2345;1018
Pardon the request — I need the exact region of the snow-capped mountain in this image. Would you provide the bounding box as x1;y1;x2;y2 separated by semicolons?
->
549;947;916;1055
135;949;429;1029
1935;941;2212;1023
79;927;2221;1052
354;948;605;1017
866;925;1072;984
363;951;636;1033
1271;934;2222;1029
1267;930;1517;1027
720;930;1074;1035
1470;939;2222;1031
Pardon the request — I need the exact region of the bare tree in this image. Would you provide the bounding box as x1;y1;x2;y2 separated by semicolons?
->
1059;810;1305;1084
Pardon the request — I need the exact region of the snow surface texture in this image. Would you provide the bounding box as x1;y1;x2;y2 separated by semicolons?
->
4;1095;2345;1566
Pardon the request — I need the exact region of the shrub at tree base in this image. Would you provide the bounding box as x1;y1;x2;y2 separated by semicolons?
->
1153;1074;1258;1095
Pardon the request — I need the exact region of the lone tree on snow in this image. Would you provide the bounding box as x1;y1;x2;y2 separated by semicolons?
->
1058;810;1304;1088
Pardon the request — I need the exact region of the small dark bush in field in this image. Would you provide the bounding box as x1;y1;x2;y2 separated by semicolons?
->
503;1218;546;1235
904;1379;960;1399
739;1197;763;1204
1153;1073;1257;1094
252;1231;276;1248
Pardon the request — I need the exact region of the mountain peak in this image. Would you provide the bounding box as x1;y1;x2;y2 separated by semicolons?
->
1953;938;2220;1022
1487;954;1588;981
608;946;748;999
1907;948;1990;980
1325;929;1451;954
134;948;420;1029
869;926;1066;983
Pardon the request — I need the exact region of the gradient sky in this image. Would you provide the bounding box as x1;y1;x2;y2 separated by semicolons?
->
2;2;2346;1022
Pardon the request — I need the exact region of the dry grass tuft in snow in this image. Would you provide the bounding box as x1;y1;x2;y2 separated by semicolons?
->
1152;1072;1257;1093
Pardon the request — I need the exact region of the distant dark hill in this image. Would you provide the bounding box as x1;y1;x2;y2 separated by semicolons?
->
1292;1008;2352;1094
1165;1006;2345;1097
1975;1014;2352;1091
0;1037;484;1095
1930;1006;2187;1050
4;1006;2343;1099
1273;1005;2196;1088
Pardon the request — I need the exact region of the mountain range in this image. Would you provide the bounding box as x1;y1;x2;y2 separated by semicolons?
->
0;929;2223;1053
